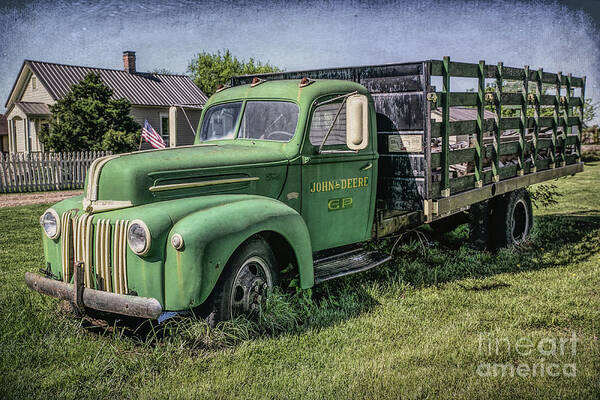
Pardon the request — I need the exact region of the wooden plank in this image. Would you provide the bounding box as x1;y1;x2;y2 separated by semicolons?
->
499;92;522;106
532;68;542;172
539;94;556;106
501;66;525;80
448;61;479;78
441;56;450;197
541;71;559;85
430;60;443;76
579;76;586;159
493;61;503;181
431;148;476;168
475;60;485;186
519;65;529;174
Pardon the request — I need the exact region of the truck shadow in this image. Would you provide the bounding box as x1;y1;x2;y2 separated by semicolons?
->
79;212;599;348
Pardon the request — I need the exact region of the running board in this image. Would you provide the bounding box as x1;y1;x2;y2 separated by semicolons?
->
313;248;392;284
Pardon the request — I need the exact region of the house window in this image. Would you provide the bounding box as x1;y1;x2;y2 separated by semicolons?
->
160;113;170;146
32;76;37;90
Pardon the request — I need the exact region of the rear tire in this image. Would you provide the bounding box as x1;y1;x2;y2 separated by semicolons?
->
202;236;279;326
491;189;533;249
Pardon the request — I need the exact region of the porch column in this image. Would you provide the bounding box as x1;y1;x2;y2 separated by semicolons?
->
24;117;30;153
169;106;177;147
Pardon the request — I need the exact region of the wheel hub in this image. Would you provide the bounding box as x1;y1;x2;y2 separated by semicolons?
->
230;258;271;317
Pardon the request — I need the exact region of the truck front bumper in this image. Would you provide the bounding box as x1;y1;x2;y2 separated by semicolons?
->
25;272;163;319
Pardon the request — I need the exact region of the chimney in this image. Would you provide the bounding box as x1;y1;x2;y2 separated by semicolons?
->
123;51;136;73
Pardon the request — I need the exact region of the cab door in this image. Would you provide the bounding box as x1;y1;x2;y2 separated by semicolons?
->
300;95;377;251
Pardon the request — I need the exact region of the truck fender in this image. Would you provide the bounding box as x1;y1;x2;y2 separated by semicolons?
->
163;195;313;310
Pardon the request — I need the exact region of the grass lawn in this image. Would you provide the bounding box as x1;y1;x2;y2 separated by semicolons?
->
1;164;599;399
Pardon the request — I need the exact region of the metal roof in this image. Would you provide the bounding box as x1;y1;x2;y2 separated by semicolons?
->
431;107;496;122
15;102;51;116
23;60;208;108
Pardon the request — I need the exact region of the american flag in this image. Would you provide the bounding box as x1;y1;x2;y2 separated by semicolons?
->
141;120;166;149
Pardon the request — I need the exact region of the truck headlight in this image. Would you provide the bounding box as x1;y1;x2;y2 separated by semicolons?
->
40;208;60;239
127;220;151;256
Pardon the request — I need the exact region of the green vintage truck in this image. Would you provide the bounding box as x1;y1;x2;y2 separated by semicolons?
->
26;57;586;323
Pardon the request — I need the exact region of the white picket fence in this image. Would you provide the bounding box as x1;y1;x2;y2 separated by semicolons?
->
0;151;111;193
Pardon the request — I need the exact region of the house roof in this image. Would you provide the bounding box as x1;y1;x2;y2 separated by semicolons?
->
5;60;208;109
431;107;496;121
0;115;7;136
15;102;51;116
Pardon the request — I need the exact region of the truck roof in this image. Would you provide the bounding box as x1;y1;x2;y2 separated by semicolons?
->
204;79;369;109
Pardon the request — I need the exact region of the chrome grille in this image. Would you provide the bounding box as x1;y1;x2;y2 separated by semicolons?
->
60;211;74;283
112;220;129;294
94;219;112;291
74;214;94;287
59;212;129;294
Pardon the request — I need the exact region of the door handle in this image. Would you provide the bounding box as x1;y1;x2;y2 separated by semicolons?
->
361;163;373;171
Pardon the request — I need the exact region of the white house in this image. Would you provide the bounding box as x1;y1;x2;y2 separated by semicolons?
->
4;51;208;152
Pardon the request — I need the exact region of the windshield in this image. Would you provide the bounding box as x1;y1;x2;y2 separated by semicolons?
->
200;101;299;142
200;102;242;141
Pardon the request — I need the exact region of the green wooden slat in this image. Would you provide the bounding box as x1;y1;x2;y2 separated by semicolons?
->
499;92;522;105
450;174;476;193
569;76;584;87
565;135;578;145
532;68;542;172
475;60;485;186
538;116;554;128
448;61;479;78
493;61;503;181
566;73;573;137
539;94;557;105
500;141;519;156
569;97;583;107
499;164;519;179
519;65;529;174
541;71;559;85
537;138;552;149
430;119;495;138
434;92;478;107
552;71;560;167
564;154;578;165
431;148;476;168
441;56;450;197
431;60;443;76
578;76;586;160
534;159;551;171
501;66;525;80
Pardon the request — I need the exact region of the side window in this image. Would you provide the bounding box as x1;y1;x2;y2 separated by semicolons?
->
160;113;170;146
309;102;347;146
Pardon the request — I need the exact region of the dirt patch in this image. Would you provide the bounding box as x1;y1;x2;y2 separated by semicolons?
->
0;190;83;208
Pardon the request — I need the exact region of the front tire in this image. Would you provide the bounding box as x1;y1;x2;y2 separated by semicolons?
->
491;189;533;248
203;236;279;325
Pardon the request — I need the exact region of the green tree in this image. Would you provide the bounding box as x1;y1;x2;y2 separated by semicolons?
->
187;49;281;97
39;73;140;153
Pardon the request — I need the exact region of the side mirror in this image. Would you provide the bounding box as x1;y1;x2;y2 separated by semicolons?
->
346;94;369;150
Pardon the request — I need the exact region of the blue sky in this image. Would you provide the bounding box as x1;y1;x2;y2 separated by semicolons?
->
1;0;598;122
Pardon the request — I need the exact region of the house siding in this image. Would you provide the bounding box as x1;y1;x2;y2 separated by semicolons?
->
175;108;202;146
14;118;25;152
20;73;55;105
130;106;169;150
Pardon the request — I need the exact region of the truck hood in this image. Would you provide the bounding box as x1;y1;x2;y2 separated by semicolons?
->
83;143;290;211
